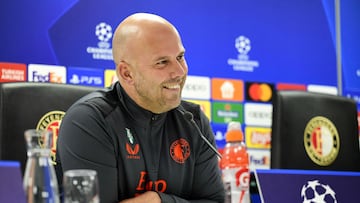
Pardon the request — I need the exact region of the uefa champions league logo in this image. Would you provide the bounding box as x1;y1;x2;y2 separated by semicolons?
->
235;36;251;56
86;22;113;60
227;35;259;72
95;22;113;49
301;180;337;203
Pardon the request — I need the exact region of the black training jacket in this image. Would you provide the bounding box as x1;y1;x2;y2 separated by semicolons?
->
56;82;225;203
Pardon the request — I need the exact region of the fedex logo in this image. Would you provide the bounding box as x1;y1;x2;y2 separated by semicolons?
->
28;64;66;83
247;149;270;170
32;71;63;83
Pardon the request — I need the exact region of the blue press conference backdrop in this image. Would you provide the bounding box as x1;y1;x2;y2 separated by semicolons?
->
2;0;358;86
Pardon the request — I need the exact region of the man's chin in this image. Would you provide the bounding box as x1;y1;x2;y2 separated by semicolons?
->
164;99;181;110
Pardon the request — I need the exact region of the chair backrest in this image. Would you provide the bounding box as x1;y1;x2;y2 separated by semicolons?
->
270;90;360;171
0;82;99;174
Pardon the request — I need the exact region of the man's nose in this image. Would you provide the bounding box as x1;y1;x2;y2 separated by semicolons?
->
171;60;187;78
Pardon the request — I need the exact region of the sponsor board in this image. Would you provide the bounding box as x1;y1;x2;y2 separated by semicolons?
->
104;69;117;87
211;123;227;150
245;82;274;103
244;103;272;127
245;126;271;149
276;83;306;91
307;84;338;95
0;62;26;82
186;100;211;121
67;66;104;87
28;64;66;83
212;78;244;101
212;102;243;124
182;75;210;100
247;149;270;171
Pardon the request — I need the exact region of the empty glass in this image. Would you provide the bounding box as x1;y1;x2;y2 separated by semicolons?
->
63;169;99;203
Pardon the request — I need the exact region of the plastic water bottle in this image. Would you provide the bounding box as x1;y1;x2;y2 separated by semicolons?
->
23;129;60;203
219;121;250;203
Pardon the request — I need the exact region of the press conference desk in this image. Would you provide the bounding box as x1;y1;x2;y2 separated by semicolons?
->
3;160;359;203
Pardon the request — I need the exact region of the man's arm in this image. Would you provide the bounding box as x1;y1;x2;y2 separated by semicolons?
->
119;191;161;203
57;103;119;203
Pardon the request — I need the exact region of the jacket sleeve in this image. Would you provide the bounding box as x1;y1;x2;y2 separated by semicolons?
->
56;102;120;203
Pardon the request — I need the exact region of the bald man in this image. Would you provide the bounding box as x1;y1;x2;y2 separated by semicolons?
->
56;13;225;203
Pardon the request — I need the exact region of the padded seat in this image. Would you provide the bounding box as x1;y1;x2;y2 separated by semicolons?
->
270;90;360;171
0;82;99;174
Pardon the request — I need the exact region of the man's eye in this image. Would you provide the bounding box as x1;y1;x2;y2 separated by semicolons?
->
156;60;168;65
177;55;185;61
157;60;167;64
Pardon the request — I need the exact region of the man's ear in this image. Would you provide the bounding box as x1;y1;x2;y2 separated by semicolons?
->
117;61;134;84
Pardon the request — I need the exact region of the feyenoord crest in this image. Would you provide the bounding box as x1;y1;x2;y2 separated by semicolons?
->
36;111;65;165
304;116;340;166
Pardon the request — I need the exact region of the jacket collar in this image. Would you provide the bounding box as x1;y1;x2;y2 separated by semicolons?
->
114;82;168;126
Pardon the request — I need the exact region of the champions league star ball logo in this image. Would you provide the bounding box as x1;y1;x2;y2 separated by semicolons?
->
86;22;113;60
235;35;251;55
95;22;113;48
227;35;259;72
96;22;112;42
301;180;337;203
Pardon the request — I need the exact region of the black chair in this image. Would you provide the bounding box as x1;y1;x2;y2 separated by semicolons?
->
270;90;360;171
0;82;99;175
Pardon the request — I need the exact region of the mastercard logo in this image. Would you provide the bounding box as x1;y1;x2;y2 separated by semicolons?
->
246;82;273;102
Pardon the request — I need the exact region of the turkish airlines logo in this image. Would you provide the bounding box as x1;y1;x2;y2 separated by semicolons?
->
126;143;140;160
0;62;26;82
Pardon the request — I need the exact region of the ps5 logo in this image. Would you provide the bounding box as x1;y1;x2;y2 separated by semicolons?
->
69;74;102;85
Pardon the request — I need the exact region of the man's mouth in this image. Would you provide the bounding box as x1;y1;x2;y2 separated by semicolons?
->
163;84;181;90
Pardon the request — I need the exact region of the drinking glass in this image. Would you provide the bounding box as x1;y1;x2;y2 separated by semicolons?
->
63;169;99;203
23;129;60;203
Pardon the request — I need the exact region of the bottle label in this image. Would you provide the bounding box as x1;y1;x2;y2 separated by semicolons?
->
222;167;250;203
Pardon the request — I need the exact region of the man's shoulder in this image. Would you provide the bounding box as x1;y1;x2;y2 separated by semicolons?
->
180;100;201;121
71;85;118;117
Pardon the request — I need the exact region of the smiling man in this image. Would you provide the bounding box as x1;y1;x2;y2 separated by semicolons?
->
56;13;225;203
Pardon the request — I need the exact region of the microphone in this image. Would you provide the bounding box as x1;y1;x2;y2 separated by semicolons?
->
179;109;222;159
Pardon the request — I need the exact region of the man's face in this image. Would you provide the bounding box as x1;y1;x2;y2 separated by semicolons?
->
130;26;188;113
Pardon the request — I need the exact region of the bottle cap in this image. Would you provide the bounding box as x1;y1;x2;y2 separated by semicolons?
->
225;121;244;142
